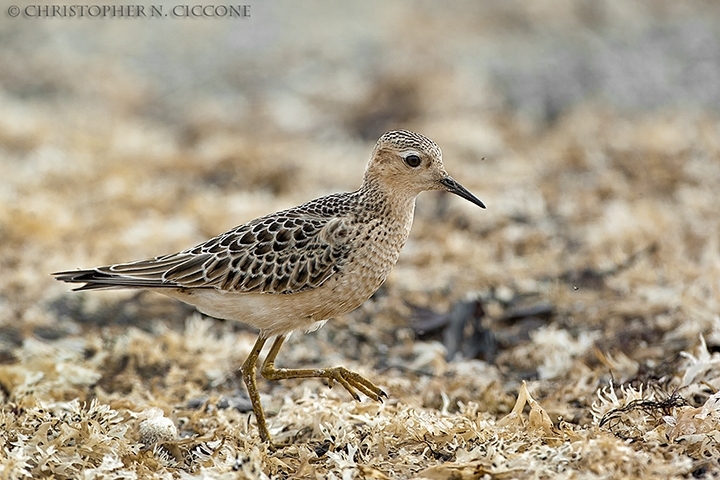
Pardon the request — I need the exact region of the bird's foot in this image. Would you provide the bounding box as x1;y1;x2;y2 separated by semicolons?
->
322;366;388;402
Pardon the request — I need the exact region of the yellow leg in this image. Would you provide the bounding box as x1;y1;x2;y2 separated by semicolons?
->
260;335;387;402
241;335;271;443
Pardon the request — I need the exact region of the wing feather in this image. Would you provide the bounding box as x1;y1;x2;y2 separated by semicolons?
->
52;210;355;295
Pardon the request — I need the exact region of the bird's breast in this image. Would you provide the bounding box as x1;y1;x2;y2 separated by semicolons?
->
332;204;415;297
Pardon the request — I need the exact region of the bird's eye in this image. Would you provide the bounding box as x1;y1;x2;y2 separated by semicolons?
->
405;154;421;168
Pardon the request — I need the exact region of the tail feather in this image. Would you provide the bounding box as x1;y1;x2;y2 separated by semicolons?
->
53;253;216;291
51;254;208;291
52;269;172;291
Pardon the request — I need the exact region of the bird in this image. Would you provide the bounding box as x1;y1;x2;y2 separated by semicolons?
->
52;129;485;444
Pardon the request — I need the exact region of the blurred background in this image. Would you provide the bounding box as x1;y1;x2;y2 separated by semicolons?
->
1;0;720;477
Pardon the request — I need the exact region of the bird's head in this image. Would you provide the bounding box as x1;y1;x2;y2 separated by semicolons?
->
364;129;485;208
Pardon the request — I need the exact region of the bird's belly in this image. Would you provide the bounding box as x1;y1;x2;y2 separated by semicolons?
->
154;278;378;337
155;288;314;335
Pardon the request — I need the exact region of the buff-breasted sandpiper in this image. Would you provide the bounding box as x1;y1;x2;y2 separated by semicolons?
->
53;129;486;444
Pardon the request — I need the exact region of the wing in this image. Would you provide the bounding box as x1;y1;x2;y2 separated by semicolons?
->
53;212;354;295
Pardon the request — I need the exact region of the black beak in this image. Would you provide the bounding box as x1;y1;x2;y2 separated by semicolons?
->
440;176;486;209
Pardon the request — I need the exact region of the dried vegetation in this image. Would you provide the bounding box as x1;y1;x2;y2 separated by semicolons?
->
1;1;720;478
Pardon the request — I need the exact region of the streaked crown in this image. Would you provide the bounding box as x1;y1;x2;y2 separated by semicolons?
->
374;130;442;160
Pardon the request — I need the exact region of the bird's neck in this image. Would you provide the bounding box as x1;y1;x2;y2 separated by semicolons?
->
358;177;417;222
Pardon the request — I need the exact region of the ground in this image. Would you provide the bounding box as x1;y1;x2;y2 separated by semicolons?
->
1;1;720;478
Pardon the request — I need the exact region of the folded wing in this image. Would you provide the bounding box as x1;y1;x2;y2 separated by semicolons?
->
53;212;353;295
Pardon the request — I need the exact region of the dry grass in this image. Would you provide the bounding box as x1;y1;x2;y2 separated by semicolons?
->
2;1;720;478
